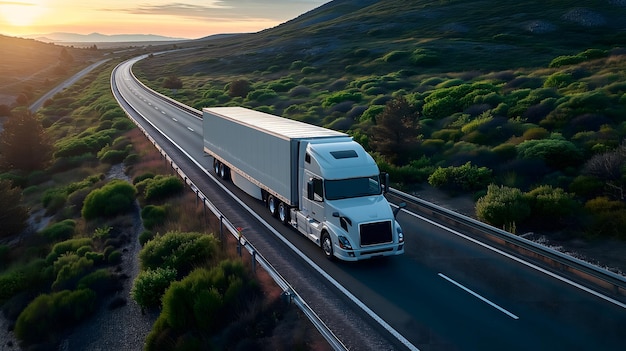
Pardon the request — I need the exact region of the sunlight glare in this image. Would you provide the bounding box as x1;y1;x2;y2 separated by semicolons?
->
1;1;47;27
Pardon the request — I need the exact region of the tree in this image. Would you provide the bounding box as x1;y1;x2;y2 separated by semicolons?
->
0;179;29;238
163;76;183;90
583;141;626;200
0;110;53;172
476;184;530;232
368;96;420;165
228;79;250;98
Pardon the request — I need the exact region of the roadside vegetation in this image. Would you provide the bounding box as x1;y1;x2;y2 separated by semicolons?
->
135;0;626;244
0;58;321;349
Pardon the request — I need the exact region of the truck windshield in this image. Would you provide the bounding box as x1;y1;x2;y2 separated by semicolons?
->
324;175;382;200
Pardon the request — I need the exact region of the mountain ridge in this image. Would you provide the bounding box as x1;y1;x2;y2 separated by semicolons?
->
22;32;187;43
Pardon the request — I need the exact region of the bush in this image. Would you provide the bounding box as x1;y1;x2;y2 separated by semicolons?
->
141;205;167;230
139;230;155;246
131;267;178;309
77;269;120;296
516;138;583;169
52;253;94;291
108;250;122;263
525;185;580;229
476;184;530;231
145;260;260;350
143;175;184;202
428;162;493;192
46;238;93;264
322;91;362;107
584;197;626;238
139;231;219;277
0;259;51;303
82;180;137;220
39;219;76;241
15;289;97;346
99;149;128;164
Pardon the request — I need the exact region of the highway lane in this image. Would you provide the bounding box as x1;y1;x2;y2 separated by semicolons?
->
113;56;626;350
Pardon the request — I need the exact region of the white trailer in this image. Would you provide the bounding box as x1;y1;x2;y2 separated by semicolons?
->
203;106;405;261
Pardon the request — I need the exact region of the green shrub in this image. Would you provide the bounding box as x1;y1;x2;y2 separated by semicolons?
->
108;250;122;263
39;219;76;241
143;175;184;202
584;197;626;238
516;138;582;169
544;72;573;88
82;180;137;220
246;89;277;102
139;230;155;246
42;187;67;213
139;231;219;276
322;91;362;107
52;253;94;291
525;185;580;229
382;50;410;62
99;149;128;164
15;289;97;346
145;260;260;350
46;238;93;264
409;48;440;66
0;259;51;303
360;105;385;123
476;184;530;231
77;268;120;296
141;205;167;230
428;162;493;192
131;267;178;309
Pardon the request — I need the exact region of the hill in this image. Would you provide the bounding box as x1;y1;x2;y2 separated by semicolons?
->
154;0;626;74
135;0;626;252
0;35;103;105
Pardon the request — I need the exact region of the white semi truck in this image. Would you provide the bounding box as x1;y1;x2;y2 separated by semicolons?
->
203;106;405;261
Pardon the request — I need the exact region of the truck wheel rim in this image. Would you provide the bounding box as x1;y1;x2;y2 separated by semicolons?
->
323;236;332;256
279;204;287;222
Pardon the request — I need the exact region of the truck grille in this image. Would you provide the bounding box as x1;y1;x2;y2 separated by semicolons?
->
360;221;392;246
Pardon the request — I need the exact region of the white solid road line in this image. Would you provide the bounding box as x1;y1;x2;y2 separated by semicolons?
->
438;273;520;320
401;209;626;310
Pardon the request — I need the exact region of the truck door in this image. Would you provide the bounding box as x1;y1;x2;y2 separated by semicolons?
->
302;171;325;225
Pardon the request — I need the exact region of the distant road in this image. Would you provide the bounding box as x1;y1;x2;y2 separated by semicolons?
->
29;59;110;112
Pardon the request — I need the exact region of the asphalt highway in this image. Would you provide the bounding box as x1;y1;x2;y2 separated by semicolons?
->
113;55;626;351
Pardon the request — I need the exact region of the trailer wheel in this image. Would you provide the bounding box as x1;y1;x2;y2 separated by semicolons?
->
267;195;278;217
219;163;230;180
321;232;334;260
213;159;220;175
278;202;290;224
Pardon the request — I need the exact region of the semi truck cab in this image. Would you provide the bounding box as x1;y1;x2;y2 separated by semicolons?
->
294;140;404;261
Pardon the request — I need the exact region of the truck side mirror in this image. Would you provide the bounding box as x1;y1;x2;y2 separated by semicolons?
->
382;172;390;193
393;202;406;218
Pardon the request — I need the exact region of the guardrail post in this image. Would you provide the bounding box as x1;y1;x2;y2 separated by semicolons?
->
219;215;224;240
251;251;257;273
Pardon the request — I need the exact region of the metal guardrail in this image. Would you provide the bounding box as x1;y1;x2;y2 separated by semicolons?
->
111;63;348;351
388;188;626;302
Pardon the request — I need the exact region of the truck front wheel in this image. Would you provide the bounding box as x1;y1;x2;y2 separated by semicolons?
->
321;232;334;260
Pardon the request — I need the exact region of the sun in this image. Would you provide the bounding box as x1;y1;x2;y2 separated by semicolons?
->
0;1;47;27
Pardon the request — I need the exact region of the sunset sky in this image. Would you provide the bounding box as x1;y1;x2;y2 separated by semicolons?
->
0;0;329;39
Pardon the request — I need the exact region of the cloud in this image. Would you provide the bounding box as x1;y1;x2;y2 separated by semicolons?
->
110;1;326;22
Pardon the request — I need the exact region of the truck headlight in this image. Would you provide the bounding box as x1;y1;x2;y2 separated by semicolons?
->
397;227;404;243
338;235;353;250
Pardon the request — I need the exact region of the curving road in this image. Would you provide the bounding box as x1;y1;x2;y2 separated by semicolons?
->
112;55;626;351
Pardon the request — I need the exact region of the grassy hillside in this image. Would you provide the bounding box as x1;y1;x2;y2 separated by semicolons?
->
0;34;103;105
135;0;626;240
